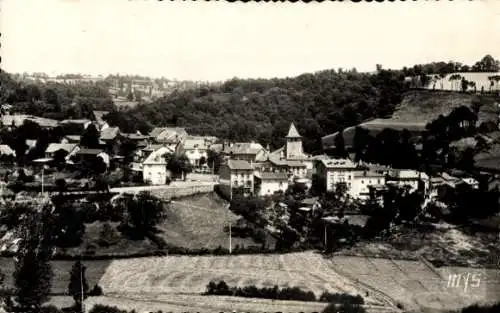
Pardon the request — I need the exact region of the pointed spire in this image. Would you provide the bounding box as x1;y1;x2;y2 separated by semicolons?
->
286;123;301;138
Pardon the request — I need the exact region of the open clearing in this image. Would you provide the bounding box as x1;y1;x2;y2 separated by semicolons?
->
157;193;269;250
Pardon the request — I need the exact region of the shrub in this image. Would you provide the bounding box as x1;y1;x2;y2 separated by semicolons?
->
319;292;364;305
88;284;103;296
98;222;121;247
40;305;64;313
322;302;366;313
89;304;129;313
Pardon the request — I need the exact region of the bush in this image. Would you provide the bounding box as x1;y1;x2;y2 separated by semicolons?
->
89;304;129;313
319;292;364;304
88;284;103;296
98;223;121;247
322;302;366;313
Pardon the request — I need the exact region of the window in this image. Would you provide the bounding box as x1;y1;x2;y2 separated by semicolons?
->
361;180;364;184
348;175;352;180
378;179;381;184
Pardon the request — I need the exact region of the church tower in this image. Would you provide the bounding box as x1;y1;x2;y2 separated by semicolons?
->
285;122;303;159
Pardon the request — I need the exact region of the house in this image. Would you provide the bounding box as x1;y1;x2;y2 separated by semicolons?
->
45;143;78;159
315;158;359;192
223;142;268;164
142;146;174;185
122;132;150;148
60;135;81;144
0;145;16;163
286;160;308;179
350;170;386;200
91;111;110;131
183;137;209;167
386;169;429;194
99;127;121;154
219;159;254;198
150;127;188;144
0;114;58;130
0;145;15;157
254;172;289;197
59;119;92;135
73;148;110;167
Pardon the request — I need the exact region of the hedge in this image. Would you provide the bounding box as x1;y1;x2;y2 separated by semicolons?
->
204;280;365;305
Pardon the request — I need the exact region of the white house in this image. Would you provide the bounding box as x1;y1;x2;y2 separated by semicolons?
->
386;169;429;194
350;170;386;200
142;146;174;185
254;172;289;197
183;137;209;167
316;158;359;192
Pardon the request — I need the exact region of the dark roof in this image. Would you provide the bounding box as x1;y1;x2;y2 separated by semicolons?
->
256;172;289;180
226;159;253;171
76;148;103;155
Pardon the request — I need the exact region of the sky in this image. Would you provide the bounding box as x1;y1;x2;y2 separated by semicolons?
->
1;0;500;82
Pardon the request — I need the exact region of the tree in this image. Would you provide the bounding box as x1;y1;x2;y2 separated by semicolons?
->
207;150;224;174
80;123;100;149
472;54;500;72
14;208;54;311
461;77;469;93
166;153;192;179
125;192;167;237
68;260;89;311
333;131;348;158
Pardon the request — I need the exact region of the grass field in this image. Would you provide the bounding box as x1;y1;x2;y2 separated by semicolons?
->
97;252;386;306
157;193;268;250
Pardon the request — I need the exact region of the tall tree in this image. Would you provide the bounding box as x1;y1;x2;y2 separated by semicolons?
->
80;123;100;149
13;207;54;312
68;260;89;311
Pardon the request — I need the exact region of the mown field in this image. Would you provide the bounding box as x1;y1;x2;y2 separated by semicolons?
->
97;252;385;305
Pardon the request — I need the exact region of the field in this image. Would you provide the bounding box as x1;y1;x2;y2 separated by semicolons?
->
157;193;268;250
97;252;388;305
330;256;500;312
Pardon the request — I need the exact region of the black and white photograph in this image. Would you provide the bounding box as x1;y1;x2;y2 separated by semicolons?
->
0;1;500;312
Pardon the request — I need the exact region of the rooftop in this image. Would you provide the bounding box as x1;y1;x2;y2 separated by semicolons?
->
353;170;385;178
76;148;104;155
226;159;254;171
255;172;289;180
45;143;77;154
320;158;357;169
286;122;301;138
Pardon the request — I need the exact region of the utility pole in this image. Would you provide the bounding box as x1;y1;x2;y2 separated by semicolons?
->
229;186;232;254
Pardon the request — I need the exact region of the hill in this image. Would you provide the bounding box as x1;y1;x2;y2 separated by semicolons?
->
322;90;500;149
